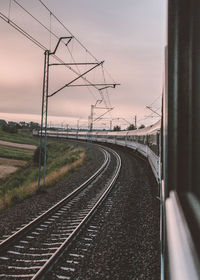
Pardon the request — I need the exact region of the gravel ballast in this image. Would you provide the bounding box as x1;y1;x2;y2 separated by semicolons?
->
0;141;160;279
80;144;160;279
48;143;160;280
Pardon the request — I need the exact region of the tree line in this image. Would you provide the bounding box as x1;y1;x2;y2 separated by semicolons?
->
0;119;40;133
113;124;145;131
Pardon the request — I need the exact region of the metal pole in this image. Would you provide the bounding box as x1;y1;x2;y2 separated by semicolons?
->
77;119;79;131
38;50;49;190
38;50;48;189
43;51;50;187
90;105;94;131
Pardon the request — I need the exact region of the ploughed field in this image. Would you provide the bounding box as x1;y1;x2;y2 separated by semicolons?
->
0;141;36;179
0;140;160;279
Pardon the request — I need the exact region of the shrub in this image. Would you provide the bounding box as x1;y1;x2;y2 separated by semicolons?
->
33;146;46;166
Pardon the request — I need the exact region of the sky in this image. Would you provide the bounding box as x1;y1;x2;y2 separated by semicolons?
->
0;0;167;129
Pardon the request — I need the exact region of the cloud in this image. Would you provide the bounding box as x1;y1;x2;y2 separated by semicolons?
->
0;0;166;128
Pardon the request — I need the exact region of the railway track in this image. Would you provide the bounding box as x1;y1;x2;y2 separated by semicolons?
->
0;146;121;280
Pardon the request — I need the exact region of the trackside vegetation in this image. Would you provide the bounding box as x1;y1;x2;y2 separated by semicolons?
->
0;128;86;212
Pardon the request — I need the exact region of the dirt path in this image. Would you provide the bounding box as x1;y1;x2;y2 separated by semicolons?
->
0;140;36;150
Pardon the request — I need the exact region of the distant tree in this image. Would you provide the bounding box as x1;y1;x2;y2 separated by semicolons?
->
139;124;145;129
113;125;121;131
2;123;18;133
29;122;40;129
33;146;45;166
0;119;7;128
19;121;28;128
127;124;136;130
8;121;18;127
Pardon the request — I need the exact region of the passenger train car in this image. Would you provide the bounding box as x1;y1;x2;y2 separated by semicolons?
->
33;120;161;182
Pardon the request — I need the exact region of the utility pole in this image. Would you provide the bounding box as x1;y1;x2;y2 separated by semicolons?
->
89;105;94;131
38;50;49;190
77;119;80;131
37;37;119;190
135;115;137;129
110;120;112;131
89;102;113;131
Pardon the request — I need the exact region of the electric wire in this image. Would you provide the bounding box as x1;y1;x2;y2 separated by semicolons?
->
38;0;117;84
0;11;46;51
0;11;106;94
3;0;117;98
148;94;161;107
49;11;52;51
8;0;12;22
66;45;99;101
13;0;115;98
4;0;103;92
38;0;100;63
12;0;60;41
1;0;118;126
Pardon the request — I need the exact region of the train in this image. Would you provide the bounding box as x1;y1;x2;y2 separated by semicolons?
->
33;120;161;183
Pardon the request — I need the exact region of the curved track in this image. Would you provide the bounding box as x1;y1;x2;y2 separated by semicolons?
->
0;146;121;280
39;144;160;280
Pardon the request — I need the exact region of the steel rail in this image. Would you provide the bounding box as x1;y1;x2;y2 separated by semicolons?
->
31;147;121;280
0;147;109;253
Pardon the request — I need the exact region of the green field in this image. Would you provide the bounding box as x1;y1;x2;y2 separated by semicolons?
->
0;129;39;145
0;145;34;161
0;129;86;211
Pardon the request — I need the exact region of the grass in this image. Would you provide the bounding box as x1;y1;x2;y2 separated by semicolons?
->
0;136;86;212
0;129;39;145
0;145;34;161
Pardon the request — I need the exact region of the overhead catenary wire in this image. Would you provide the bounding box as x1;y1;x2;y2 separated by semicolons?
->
12;0;99;64
0;11;46;51
0;12;111;96
66;45;99;101
37;0;117;103
101;65;113;111
8;0;12;22
148;94;161;107
49;11;52;51
37;0;117;84
38;0;100;63
12;0;60;42
10;0;116;99
1;0;119;131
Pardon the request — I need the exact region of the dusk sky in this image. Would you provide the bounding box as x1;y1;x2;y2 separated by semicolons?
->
0;0;166;129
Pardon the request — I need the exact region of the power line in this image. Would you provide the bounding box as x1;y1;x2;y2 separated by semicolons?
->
38;0;100;63
13;0;60;42
66;45;99;101
148;94;161;107
1;0;118;104
0;11;110;94
0;11;46;51
38;0;117;84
